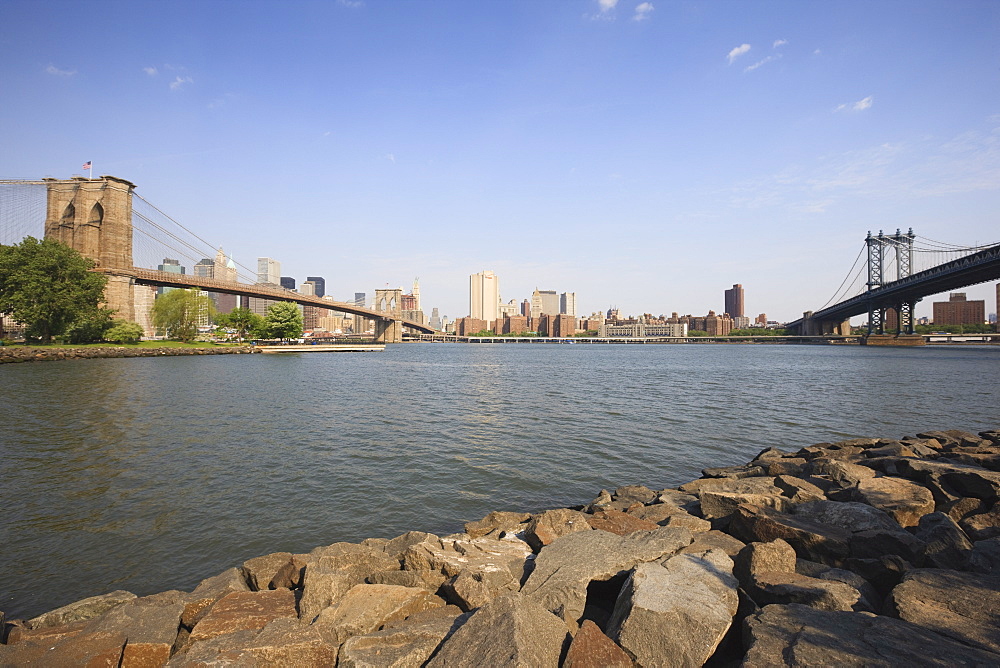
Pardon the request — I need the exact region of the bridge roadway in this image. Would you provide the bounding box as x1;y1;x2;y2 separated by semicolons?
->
789;242;1000;330
97;267;436;334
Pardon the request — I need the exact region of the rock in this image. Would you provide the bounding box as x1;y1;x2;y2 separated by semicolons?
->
379;531;439;560
658;512;712;533
747;571;861;611
680;530;746;556
844;555;911;598
656;489;701;515
881;458;1000;502
699;490;791;521
182;567;251;628
563;619;632;668
851;476;935;527
701;464;767;479
299;568;356;624
310;542;401;581
679;476;782;496
86;591;185;666
733;539;797;585
189;589;297;643
969;538;1000;573
915;512;973;570
366;570;429;589
743;603;1000;666
607;550;739;667
25;590;136;629
464;511;531;539
625;502;681;524
772;475;825;502
864;442;917;458
241;551;294;591
941;496;985;522
521;526;692;628
960;505;1000;541
813;567;881;613
613;484;658;505
887;569;1000;654
588;489;613;511
849;528;924;564
792;500;901;534
586;508;660;535
311;584;444;645
762;458;809;477
336;607;464;668
442;566;521;612
269;554;308;589
0;624;125;666
426;593;567;668
524;508;592;550
729;503;851;566
401;534;533;584
168;620;336;667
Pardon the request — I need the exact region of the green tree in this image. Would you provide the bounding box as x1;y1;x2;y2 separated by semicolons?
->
104;320;145;344
265;301;304;340
215;307;265;342
64;307;115;343
152;288;215;342
0;236;109;343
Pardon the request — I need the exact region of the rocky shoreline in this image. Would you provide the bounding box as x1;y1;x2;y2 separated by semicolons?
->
2;428;1000;666
0;345;260;363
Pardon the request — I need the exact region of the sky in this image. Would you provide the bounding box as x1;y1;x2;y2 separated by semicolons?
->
2;0;999;323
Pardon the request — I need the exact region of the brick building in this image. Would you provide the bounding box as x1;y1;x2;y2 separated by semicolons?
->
933;293;984;326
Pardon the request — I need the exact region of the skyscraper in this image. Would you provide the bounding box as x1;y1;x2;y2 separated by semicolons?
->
257;257;281;285
560;292;577;317
280;277;296;290
725;284;745;318
354;292;366;309
470;270;500;321
306;276;326;298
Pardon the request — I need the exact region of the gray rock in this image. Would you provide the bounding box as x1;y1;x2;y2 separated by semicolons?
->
851;476;935;527
680;530;746;556
844;555;911;598
608;550;739;668
25;590;136;629
426;593;568;668
464;511;531;539
960;506;1000;541
311;584;444;646
743;603;1000;666
808;459;878;487
849;528;925;564
747;571;861;611
339;607;465;668
169;617;335;667
524;508;592;550
772;475;825;502
521;526;692;628
401;534;533;588
969;538;1000;574
792;500;901;533
881;458;1000;502
656;489;701;515
563;618;633;668
441;566;520;612
699;490;791;521
887;569;1000;654
915;512;972;570
734;539;797;586
241;551;294;591
614;484;658;505
729;503;851;566
701;464;767;479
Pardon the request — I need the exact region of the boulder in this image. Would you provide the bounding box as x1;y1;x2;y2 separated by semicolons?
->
182;567;251;628
298;568;356;624
960;505;1000;541
733;539;797;585
915;512;972;570
338;607;465;668
851;476;935;527
366;570;430;589
441;566;521;612
701;464;767;479
844;555;911;598
792;500;901;534
699;490;791;521
85;591;186;667
401;534;533;584
746;571;861;611
969;537;1000;574
311;584;444;645
886;569;1000;654
680;530;746;556
563;619;632;668
378;531;439;560
189;589;297;643
761;458;809;478
772;475;825;503
607;550;739;667
729;503;851;566
881;458;1000;502
241;551;294;591
848;528;924;564
586;509;660;535
426;594;568;668
25;590;136;629
309;542;401;581
656;489;701;515
743;603;1000;666
524;508;592;550
464;511;531;539
521;526;692;628
169;617;335;667
613;485;658;505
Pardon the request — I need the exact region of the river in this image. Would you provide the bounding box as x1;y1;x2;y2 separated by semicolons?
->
1;342;998;619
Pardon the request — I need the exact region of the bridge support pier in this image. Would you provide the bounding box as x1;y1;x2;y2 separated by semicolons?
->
374;319;403;344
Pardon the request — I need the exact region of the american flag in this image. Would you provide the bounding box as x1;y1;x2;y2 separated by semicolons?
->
82;161;92;170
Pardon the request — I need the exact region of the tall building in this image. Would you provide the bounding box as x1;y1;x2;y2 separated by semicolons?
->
280;277;296;290
194;258;214;278
157;258;184;296
521;299;531;317
429;307;442;331
257;257;281;286
933;293;984;326
306;276;326;298
560;292;577;317
470;270;500;322
354;292;366;309
725;284;745;318
411;278;420;311
530;288;559;319
212;248;238;313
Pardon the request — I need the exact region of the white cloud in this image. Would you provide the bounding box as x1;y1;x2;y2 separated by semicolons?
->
169;76;193;91
45;64;75;76
773;39;788;48
598;0;619;10
727;44;751;64
143;66;158;76
633;2;653;21
386;153;396;164
337;0;365;7
835;95;874;113
745;55;780;72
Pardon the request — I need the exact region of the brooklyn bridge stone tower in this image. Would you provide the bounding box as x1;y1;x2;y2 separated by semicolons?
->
43;176;136;319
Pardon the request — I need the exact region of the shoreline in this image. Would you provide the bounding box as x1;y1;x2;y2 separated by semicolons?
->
0;345;260;363
2;427;999;666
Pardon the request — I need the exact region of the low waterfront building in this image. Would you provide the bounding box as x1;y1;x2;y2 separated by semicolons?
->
598;318;688;338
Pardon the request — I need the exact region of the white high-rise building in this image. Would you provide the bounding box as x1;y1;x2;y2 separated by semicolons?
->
257;257;281;285
560;292;577;317
470;270;500;322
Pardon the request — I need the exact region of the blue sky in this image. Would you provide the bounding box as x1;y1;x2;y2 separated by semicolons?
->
2;0;999;322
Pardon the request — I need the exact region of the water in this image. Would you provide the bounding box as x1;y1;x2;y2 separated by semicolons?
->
1;342;999;619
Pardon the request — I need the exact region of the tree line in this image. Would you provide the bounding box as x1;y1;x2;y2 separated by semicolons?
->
0;237;303;344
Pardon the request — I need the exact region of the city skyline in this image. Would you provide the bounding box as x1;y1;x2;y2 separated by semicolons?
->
2;1;999;320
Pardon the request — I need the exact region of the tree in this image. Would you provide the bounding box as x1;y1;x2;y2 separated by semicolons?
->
0;236;109;343
265;301;304;340
152;288;215;342
64;307;115;343
104;320;144;344
215;307;265;342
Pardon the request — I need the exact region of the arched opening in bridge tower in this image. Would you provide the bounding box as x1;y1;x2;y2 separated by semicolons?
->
58;202;75;247
82;202;103;265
